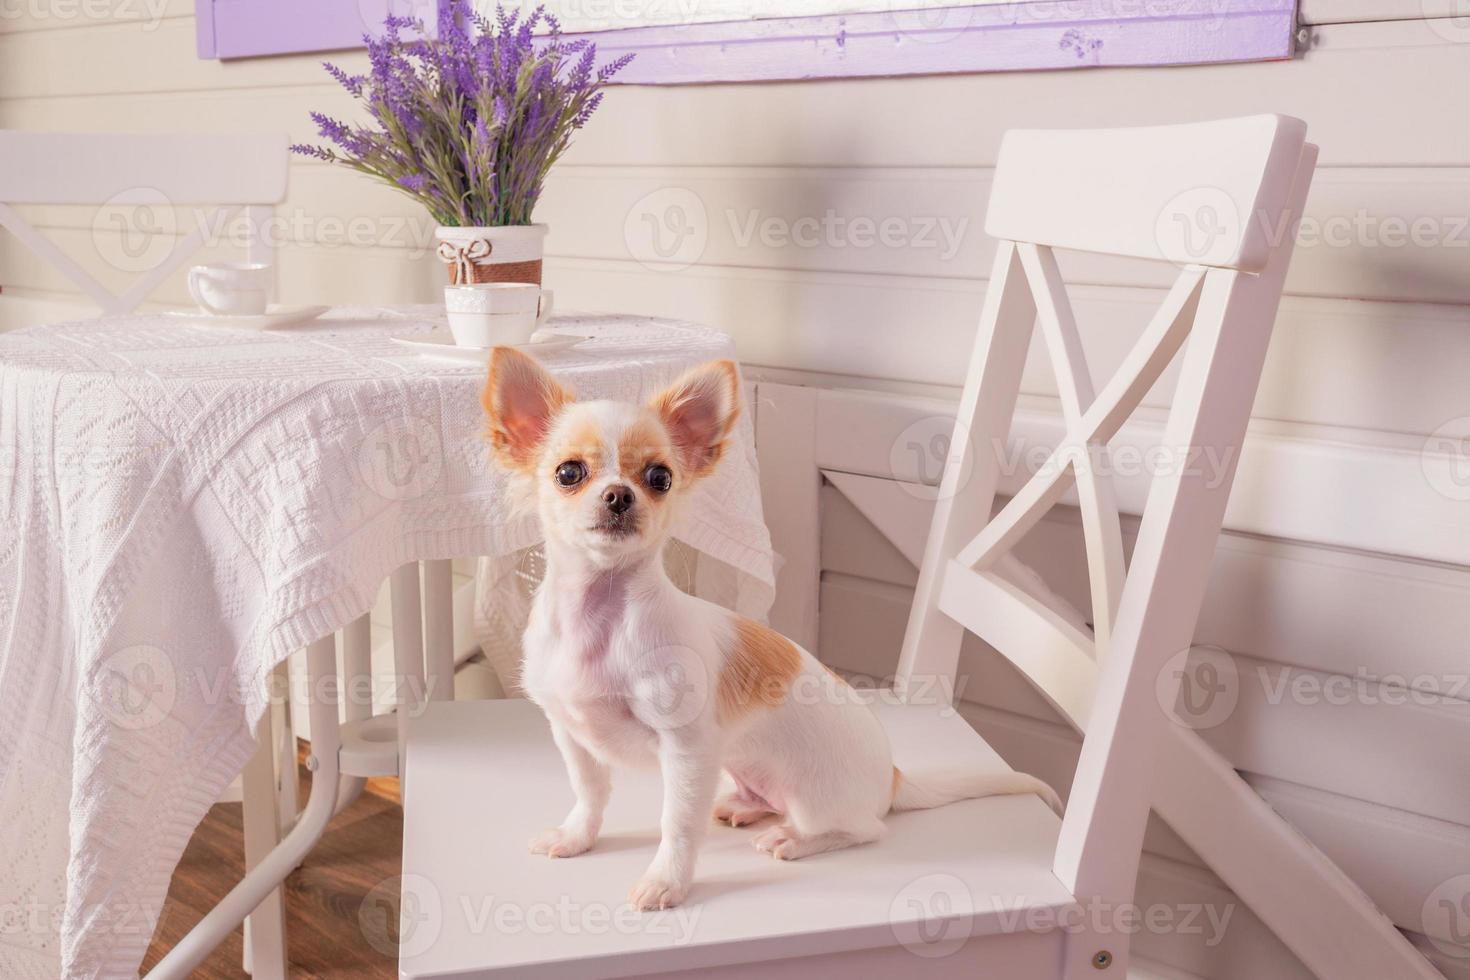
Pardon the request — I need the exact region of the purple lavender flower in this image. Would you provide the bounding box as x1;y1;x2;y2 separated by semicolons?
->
293;0;630;227
322;61;366;97
309;111;371;157
289;143;334;161
571;91;603;129
599;52;636;82
569;44;595;91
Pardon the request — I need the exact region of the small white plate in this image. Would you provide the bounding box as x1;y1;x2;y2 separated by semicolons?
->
388;329;581;365
158;305;329;330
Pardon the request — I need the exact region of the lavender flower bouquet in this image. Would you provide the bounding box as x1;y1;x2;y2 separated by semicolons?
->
293;1;630;233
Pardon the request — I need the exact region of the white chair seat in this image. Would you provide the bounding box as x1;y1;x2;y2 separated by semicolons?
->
401;698;1075;979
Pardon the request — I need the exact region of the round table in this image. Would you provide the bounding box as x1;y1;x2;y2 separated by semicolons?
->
0;307;775;979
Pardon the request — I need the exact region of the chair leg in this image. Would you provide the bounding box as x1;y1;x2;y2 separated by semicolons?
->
270;663;299;835
423;559;456;702
241;711;288;979
391;563;427;795
147;637;341;980
335;614;372;813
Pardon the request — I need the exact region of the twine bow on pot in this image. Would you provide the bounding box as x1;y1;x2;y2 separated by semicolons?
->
437;237;493;284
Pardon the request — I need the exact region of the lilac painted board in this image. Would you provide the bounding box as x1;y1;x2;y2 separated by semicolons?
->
198;0;1294;81
197;0;441;59
563;0;1297;84
194;0;218;59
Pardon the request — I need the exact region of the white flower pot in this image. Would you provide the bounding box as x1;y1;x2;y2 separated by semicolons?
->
434;224;548;285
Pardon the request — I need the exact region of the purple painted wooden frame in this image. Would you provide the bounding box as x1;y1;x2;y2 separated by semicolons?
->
571;0;1296;83
197;0;441;60
198;0;1295;79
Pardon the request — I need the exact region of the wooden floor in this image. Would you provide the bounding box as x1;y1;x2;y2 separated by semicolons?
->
140;761;404;979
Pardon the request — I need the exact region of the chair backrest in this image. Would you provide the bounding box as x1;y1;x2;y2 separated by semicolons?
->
893;115;1316;936
0;131;289;316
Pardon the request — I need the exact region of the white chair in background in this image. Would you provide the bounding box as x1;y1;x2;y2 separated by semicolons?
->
0;130;306;978
0;130;478;980
394;115;1434;979
0;130;287;316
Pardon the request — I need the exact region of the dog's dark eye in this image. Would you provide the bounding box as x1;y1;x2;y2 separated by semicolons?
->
555;460;587;488
645;464;673;494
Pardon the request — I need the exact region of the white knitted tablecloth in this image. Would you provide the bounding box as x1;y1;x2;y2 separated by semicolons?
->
0;307;775;979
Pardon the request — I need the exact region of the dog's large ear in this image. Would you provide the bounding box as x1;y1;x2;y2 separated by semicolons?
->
650;360;740;480
483;347;571;470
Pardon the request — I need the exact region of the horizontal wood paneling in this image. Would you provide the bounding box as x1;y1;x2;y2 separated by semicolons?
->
0;287;97;331
0;0;191;36
1249;773;1470;950
819;476;1470;696
567;165;1470;305
0;15;333;97
819;570;1470;949
1205;653;1470;824
1299;0;1456;23
811;387;1470;568
1127;853;1317;980
17;163;1470;305
4;19;1470;166
13;199;1470;440
0;226;446;309
557;265;1470;438
818;548;1470;820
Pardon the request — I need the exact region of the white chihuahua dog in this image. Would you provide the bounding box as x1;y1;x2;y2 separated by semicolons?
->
483;347;1061;912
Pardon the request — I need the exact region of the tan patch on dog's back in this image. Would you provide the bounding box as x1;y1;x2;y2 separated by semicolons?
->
718;617;803;724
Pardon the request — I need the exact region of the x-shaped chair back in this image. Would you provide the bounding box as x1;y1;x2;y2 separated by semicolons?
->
0;131;287;316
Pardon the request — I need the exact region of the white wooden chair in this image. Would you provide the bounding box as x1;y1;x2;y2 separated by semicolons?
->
393;114;1317;979
0;129;299;979
0;130;287;315
393;114;1429;979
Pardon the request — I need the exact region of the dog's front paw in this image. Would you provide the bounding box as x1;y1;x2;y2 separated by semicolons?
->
627;874;688;911
529;826;594;858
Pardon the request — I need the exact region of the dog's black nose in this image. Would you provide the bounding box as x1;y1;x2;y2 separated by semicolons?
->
602;485;635;514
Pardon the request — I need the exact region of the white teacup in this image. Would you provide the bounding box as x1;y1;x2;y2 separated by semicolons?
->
188;263;272;316
444;283;554;347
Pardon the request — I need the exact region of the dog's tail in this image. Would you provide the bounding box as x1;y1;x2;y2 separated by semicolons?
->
890;766;1063;816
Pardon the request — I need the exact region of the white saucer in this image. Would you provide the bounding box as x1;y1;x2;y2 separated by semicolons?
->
159;305;329;330
388;329;581;365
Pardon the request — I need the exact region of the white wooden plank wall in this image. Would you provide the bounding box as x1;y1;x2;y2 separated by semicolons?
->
3;3;1469;977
